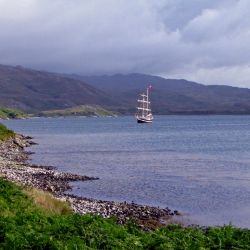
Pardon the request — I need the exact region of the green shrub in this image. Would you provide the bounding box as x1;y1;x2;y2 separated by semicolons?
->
0;178;250;249
0;107;27;119
0;124;15;141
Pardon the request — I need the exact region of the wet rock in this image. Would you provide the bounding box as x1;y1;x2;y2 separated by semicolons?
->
174;210;181;215
0;135;98;195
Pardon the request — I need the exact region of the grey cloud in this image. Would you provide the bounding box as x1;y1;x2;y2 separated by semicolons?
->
0;0;250;87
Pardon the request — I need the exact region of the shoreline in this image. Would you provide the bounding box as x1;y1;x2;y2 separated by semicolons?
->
0;133;179;229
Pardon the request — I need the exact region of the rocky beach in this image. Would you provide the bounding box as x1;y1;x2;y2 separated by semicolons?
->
0;133;178;228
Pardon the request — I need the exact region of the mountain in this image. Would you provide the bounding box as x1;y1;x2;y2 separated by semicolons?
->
73;73;250;114
1;63;250;114
0;64;117;112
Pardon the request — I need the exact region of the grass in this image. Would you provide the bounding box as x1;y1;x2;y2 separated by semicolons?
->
38;105;117;117
24;188;72;215
0;178;250;249
0;123;15;141
0;107;27;119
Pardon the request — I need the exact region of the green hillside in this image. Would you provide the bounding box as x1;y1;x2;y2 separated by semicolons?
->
0;107;27;119
38;105;116;117
0;64;117;112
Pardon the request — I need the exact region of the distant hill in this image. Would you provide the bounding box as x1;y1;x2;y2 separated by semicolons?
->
0;64;117;112
1;64;250;114
74;74;250;114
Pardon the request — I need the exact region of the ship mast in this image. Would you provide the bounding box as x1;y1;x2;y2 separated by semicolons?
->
137;88;151;117
147;87;149;112
136;85;153;123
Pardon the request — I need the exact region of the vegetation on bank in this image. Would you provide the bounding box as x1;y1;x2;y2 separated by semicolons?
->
0;105;116;119
0;178;249;249
0;107;27;119
37;105;117;117
0;123;15;140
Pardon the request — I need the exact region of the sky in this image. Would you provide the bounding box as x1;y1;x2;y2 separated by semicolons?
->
0;0;250;87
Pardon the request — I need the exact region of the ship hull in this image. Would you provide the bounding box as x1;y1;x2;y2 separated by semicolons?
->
137;118;153;123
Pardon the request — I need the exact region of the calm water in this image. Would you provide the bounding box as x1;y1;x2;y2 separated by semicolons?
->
3;116;250;228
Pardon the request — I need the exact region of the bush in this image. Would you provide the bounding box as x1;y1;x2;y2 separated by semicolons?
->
0;123;15;141
0;178;250;249
0;107;27;119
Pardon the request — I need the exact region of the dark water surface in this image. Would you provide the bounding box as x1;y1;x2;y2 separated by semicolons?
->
3;116;250;228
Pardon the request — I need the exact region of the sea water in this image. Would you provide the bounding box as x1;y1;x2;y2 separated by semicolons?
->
3;115;250;228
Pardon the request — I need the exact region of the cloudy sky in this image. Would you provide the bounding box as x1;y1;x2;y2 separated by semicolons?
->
0;0;250;87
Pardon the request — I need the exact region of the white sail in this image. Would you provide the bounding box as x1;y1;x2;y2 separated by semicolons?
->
137;100;150;103
137;106;151;111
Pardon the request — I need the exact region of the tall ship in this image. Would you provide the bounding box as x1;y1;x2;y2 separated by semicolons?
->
135;86;153;123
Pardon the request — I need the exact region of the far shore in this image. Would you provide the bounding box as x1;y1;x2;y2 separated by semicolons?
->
2;113;250;122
